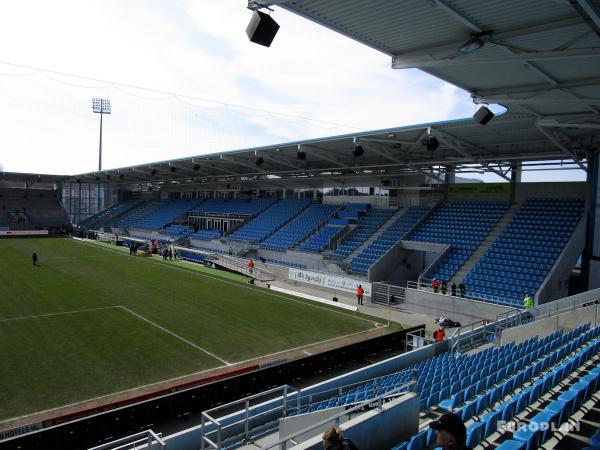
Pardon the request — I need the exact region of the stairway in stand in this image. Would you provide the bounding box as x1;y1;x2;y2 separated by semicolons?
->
450;203;520;285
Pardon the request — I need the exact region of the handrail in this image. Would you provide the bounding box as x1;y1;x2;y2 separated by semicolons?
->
87;430;165;450
407;280;519;308
200;385;299;450
260;380;417;450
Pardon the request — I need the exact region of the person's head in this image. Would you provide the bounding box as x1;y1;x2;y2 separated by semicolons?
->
430;413;467;449
358;284;361;288
322;427;344;449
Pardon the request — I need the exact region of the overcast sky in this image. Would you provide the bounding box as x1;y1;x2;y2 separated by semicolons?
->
0;0;585;182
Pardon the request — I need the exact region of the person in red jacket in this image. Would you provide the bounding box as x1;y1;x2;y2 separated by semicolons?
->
434;327;446;342
248;259;254;274
356;285;364;305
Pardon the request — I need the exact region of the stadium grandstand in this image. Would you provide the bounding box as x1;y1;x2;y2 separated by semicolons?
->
1;1;600;450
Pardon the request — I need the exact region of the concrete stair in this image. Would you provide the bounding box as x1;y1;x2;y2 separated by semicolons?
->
450;203;520;285
342;207;405;263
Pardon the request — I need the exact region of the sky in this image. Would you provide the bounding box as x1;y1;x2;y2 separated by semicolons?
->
0;0;585;182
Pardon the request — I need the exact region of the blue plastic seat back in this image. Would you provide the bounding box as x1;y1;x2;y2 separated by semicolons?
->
407;430;427;450
466;421;485;448
513;424;540;450
482;410;501;438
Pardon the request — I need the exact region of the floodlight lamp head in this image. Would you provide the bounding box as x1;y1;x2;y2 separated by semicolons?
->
92;98;111;114
255;156;264;166
459;31;492;55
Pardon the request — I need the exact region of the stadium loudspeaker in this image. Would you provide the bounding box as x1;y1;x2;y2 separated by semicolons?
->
297;150;306;160
246;10;280;47
474;106;494;125
353;145;364;157
255;156;264;166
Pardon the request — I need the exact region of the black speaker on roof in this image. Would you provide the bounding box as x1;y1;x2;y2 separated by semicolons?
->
246;10;280;47
474;106;494;125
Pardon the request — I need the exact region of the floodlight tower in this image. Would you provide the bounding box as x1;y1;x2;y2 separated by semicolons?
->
92;98;111;171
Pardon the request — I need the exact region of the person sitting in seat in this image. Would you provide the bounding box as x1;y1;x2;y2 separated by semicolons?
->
322;427;357;450
430;413;471;450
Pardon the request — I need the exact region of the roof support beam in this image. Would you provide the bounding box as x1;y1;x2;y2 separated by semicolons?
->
393;47;600;69
392;17;582;65
575;0;600;36
537;118;600;129
535;123;587;171
474;96;600;105
432;128;511;181
359;141;404;164
432;0;482;31
299;144;351;168
475;76;600;97
259;153;305;172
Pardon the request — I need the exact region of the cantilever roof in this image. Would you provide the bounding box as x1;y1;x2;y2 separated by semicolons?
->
66;111;594;188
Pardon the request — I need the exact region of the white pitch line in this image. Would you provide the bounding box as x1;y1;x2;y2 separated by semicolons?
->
230;325;383;367
80;240;381;326
0;306;120;323
117;306;231;366
302;350;312;356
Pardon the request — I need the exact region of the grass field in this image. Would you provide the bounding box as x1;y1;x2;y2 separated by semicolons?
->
0;238;387;422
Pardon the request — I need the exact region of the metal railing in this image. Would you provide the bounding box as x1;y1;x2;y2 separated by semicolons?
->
201;385;300;450
372;282;406;306
260;380;417;450
407;280;519;308
532;288;600;319
88;430;165;450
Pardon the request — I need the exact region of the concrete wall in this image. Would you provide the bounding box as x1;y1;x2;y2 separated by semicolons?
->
366;201;442;283
404;288;513;323
256;248;327;272
537;217;586;304
368;243;426;282
287;393;420;450
279;406;346;445
500;304;600;345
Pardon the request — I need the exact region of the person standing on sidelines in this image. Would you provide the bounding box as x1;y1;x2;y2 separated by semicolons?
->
434;326;446;342
524;293;534;309
32;252;38;266
356;285;364;306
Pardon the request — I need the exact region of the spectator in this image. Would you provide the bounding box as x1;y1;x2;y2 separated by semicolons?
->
524;293;534;309
162;248;168;261
433;326;445;342
430;413;471;450
356;285;364;306
441;280;448;295
451;282;457;297
431;278;440;294
322;427;358;450
248;259;254;273
458;282;466;298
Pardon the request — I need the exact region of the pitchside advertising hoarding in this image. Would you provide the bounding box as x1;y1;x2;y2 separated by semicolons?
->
288;268;372;296
0;230;48;236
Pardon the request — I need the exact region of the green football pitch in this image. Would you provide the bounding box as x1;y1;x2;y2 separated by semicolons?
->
0;238;388;422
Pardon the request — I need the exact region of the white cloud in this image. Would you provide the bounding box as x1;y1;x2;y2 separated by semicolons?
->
0;0;476;175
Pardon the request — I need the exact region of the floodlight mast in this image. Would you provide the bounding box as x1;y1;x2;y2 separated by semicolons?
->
92;98;111;171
